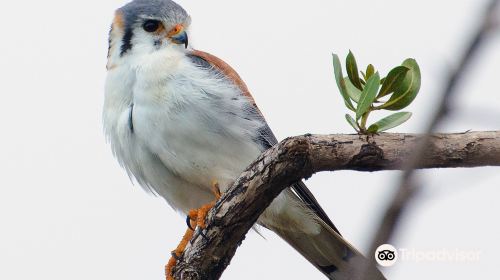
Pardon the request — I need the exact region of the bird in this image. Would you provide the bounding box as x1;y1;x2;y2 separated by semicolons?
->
103;0;385;279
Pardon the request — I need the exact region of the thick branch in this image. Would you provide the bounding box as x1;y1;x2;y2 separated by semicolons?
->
173;131;500;280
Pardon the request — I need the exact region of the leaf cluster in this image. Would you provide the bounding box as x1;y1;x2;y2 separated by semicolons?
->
333;51;421;134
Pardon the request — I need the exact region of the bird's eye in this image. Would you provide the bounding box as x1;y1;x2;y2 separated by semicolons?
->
143;20;161;33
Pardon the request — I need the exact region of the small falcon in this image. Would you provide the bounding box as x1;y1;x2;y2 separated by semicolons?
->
104;0;385;279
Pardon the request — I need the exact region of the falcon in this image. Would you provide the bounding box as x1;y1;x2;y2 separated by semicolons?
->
104;0;385;279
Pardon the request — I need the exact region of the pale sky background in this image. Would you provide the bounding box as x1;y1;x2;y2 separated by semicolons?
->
1;0;499;279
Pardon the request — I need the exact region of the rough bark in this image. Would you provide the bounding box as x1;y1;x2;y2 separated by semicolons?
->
172;131;500;280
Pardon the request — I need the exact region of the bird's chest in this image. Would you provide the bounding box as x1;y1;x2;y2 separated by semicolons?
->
104;61;263;195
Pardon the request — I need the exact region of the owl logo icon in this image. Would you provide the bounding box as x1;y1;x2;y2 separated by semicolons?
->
375;244;398;267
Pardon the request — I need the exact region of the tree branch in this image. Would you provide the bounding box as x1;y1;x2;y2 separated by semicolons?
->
173;131;500;280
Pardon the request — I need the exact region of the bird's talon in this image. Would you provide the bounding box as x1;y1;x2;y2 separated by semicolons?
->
185;215;195;231
195;227;209;241
165;184;220;279
201;232;208;240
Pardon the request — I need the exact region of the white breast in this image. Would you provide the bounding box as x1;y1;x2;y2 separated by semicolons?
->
103;48;265;213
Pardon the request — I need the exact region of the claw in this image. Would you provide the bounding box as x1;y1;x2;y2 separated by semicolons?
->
186;215;195;231
200;230;209;241
165;182;222;280
193;227;209;241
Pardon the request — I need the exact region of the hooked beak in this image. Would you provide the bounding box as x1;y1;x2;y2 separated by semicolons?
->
168;24;188;48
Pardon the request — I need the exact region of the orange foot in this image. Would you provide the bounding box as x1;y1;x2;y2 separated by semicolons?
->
165;182;221;280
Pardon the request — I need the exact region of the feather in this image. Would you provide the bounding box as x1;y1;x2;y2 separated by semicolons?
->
186;50;386;279
272;218;386;280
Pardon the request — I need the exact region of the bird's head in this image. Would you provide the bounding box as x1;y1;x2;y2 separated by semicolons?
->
107;0;191;69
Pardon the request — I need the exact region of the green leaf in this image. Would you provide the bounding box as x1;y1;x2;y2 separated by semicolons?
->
344;77;362;103
379;59;421;110
365;64;375;79
332;53;356;111
346;51;363;90
377;66;410;98
367;112;412;133
345;114;360;132
356;72;380;120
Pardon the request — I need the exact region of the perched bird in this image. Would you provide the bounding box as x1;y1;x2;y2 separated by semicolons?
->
104;0;385;279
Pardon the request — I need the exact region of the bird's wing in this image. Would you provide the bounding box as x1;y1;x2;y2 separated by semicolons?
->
187;50;338;232
186;50;385;280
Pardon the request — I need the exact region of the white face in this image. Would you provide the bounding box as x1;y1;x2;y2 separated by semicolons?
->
131;17;189;53
107;12;190;69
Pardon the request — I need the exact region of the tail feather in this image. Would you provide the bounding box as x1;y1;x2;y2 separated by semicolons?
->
272;220;385;280
260;185;385;279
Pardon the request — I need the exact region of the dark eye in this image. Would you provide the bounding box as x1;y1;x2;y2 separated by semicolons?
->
143;20;160;32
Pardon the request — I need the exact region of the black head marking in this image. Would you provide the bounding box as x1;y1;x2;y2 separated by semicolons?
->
120;26;134;56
